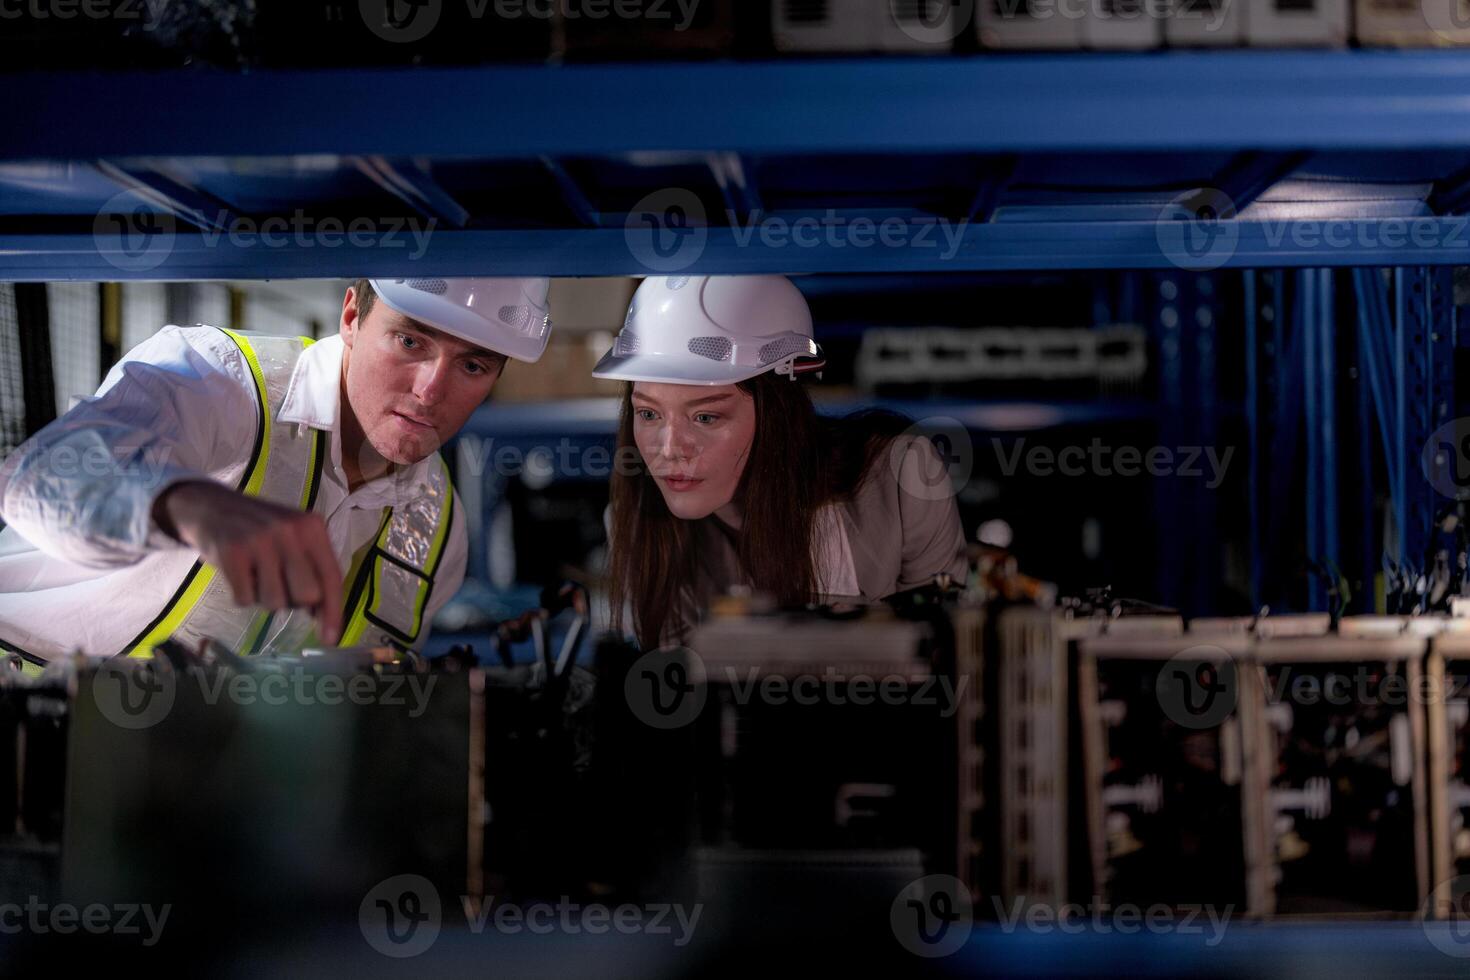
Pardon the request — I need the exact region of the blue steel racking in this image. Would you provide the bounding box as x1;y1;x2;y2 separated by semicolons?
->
1;50;1466;613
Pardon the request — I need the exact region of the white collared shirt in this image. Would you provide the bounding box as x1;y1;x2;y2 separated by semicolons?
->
0;324;468;660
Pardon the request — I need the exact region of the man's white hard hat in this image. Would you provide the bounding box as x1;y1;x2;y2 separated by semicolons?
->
369;277;553;363
592;275;823;386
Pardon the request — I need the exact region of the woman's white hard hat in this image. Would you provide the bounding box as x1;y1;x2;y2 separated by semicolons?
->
369;277;553;363
592;275;824;386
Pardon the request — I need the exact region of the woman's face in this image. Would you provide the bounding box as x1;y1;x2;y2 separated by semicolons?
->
630;381;757;521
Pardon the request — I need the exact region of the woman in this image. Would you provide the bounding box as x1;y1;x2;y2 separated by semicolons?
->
593;275;968;649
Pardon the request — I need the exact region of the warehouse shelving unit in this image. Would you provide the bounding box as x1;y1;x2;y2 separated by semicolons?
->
2;49;1469;615
2;52;1470;277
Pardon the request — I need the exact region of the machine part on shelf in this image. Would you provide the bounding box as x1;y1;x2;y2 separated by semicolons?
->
1427;633;1470;917
952;605;986;897
38;653;484;935
1251;634;1429;916
1357;0;1470;46
1165;0;1244;46
855;325;1147;389
1081;0;1161;49
1245;0;1350;46
1078;633;1253;911
996;606;1186;910
561;0;738;58
771;0;957;53
978;0;1083;48
967;544;1057;606
1188;611;1333;640
1270;778;1332;822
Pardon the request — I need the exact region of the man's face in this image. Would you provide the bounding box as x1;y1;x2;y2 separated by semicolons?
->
341;288;503;467
630;382;756;521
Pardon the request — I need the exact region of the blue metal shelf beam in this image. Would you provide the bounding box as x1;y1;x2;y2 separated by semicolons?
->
10;218;1470;280
11;53;1470;159
350;157;471;229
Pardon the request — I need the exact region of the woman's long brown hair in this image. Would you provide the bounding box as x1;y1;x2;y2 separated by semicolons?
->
606;372;908;648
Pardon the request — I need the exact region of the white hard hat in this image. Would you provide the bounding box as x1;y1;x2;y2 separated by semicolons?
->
369;277;553;363
591;275;824;386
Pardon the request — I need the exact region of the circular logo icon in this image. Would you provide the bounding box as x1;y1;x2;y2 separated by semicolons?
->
1155;188;1239;272
890;873;973;958
625;188;709;274
360;874;442;958
624;646;707;730
91;659;177;731
1423;417;1470;501
360;0;442;43
93;192;176;274
890;0;975;45
1156;645;1238;730
1422;0;1470;44
891;418;973;503
1424;875;1470;957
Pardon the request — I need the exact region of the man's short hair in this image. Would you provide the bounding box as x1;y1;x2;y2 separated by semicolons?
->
353;278;377;321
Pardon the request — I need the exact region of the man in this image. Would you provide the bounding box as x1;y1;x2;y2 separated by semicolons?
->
0;277;553;663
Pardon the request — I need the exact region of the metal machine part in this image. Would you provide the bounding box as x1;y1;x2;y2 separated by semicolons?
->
1077;634;1251;912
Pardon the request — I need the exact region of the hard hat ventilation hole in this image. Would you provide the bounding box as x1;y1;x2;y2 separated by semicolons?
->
758;336;813;365
405;278;449;295
614;331;641;356
666;276;691;291
498;305;532;330
688;337;733;362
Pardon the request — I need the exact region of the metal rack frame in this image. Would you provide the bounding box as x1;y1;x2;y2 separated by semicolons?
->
2;50;1467;618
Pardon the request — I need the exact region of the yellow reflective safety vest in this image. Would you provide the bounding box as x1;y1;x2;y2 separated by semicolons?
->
122;327;455;658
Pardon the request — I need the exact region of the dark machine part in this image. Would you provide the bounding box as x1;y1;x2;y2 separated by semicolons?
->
479;657;597;901
677;594;961;941
0;659;69;908
1446;663;1470;881
1262;660;1421;913
59;653;480;939
558;0;738;59
1063;587;1181;621
1087;658;1247;910
694;596;956;855
584;636;700;905
479;625;601;905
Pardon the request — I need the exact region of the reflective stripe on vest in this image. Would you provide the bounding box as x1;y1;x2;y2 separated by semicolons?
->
0;639;49;678
339;459;455;650
122;327;453;657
